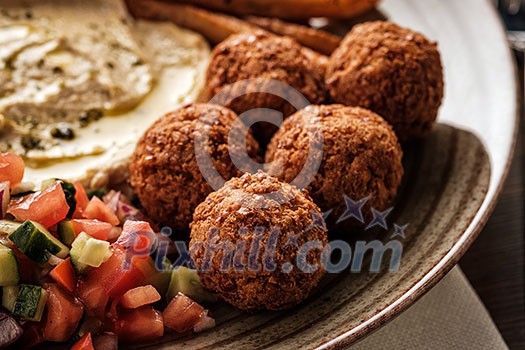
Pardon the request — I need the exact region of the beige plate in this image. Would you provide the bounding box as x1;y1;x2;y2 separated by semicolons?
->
133;0;519;348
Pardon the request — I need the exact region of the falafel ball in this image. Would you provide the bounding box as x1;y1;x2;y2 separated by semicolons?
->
202;31;326;146
265;105;403;228
190;171;328;311
325;21;444;141
130;103;261;233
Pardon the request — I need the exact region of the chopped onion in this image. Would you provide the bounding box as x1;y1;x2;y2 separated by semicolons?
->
0;312;23;348
117;202;141;222
103;190;121;213
193;310;216;333
48;254;65;266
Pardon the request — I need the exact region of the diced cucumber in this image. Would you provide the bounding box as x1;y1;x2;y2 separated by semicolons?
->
2;286;19;313
70;232;112;273
10;182;35;197
9;220;69;265
78;238;111;268
40;178;56;190
70;232;90;273
143;257;172;296
12;284;48;322
166;266;215;303
57;220;76;247
0;244;19;286
0;221;21;235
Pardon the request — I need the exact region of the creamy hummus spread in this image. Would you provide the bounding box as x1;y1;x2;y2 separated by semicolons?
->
0;0;210;188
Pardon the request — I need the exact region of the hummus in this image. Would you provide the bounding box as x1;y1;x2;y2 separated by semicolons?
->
0;0;210;188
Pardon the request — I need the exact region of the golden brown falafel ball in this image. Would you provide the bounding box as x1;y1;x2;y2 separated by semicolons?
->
130;103;261;233
190;171;328;311
265;105;403;228
202;31;327;146
325;21;444;141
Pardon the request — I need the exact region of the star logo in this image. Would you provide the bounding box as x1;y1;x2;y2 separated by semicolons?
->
311;210;326;229
322;209;333;222
366;207;393;230
337;195;369;224
285;232;301;247
305;209;332;232
390;223;408;239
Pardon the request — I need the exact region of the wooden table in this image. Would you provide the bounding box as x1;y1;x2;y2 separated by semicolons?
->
460;53;525;350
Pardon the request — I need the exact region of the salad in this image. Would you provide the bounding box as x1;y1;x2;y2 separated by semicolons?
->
0;152;215;349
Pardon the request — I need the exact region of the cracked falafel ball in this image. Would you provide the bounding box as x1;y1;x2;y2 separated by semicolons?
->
202;31;327;146
325;21;444;141
130;103;261;233
265;105;403;228
189;171;328;311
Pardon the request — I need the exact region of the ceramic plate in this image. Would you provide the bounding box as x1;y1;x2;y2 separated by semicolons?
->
137;0;519;348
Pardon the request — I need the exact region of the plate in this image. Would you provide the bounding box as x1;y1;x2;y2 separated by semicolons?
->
135;0;518;348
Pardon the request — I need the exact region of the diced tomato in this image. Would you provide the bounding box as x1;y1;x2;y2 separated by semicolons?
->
83;197;119;226
18;321;45;348
0;152;24;186
0;181;10;219
43;283;84;342
106;297;121;322
107;226;123;242
71;332;94;350
8;181;69;228
72;219;112;241
162;293;205;333
85;247;154;298
93;332;118;350
49;258;77;293
77;277;109;319
72;182;90;219
120;285;161;309
116;307;164;343
98;248;146;298
48;223;59;237
134;254;158;279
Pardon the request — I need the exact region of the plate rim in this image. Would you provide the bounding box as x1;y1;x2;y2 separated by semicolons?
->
318;3;521;349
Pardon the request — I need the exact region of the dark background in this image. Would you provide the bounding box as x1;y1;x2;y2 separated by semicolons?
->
459;8;525;346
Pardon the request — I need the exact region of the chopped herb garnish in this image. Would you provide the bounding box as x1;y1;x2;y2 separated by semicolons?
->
52;66;63;74
88;188;107;200
20;135;41;150
78;108;103;127
11;190;36;198
59;180;77;218
50;126;75;140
